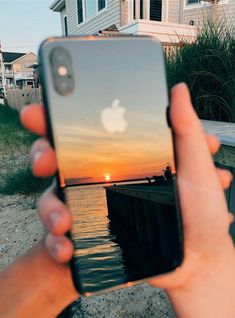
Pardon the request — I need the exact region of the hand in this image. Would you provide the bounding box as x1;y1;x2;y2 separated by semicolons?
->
21;83;235;317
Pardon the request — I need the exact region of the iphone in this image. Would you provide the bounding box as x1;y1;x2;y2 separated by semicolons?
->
39;36;183;295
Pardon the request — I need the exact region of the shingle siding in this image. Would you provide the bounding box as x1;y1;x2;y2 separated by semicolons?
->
183;0;235;30
66;0;121;35
168;0;181;23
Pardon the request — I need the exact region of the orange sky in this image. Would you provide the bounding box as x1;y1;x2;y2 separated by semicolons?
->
55;122;174;185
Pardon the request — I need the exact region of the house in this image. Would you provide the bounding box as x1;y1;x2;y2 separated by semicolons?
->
49;0;235;45
0;51;38;91
1;52;25;89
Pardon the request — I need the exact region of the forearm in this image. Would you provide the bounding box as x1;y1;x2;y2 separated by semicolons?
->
0;240;79;318
166;255;235;318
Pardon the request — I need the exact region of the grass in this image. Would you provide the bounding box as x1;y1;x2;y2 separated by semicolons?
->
0;164;51;195
0;104;52;195
166;19;235;122
0;105;36;152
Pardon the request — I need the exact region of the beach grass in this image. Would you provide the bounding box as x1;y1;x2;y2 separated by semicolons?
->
166;19;235;122
0;104;52;195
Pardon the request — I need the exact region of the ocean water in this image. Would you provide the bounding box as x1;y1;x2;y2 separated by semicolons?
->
66;184;127;293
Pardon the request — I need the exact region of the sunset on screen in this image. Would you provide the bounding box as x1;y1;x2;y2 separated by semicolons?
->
48;39;174;187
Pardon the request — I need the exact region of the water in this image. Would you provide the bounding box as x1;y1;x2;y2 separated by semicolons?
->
65;182;182;294
66;184;127;293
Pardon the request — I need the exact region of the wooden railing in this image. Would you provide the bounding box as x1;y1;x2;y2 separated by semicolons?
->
162;42;185;58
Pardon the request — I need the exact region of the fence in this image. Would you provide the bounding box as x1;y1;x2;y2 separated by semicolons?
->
6;88;42;111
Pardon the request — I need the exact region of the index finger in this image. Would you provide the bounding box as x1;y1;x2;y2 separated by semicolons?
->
20;104;47;136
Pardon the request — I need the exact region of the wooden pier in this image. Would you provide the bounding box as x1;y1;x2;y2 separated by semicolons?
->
105;184;181;268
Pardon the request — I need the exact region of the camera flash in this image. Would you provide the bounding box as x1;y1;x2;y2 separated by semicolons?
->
58;66;68;76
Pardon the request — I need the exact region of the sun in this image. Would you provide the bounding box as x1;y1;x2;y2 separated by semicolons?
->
104;174;111;182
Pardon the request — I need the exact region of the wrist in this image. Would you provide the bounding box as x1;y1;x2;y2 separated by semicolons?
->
0;240;79;318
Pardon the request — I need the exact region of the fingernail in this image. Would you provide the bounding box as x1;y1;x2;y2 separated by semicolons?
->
48;211;61;229
33;151;43;162
171;82;187;93
51;242;61;258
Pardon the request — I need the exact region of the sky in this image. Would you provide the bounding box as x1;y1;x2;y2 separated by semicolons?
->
0;0;61;54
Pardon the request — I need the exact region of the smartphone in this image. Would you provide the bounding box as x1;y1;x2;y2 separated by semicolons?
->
39;36;183;296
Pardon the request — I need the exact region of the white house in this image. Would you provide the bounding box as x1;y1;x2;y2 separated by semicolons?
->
49;0;235;45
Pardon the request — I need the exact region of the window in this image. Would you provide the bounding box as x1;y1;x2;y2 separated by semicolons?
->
140;0;144;19
133;0;136;19
98;0;106;11
133;0;144;19
77;0;107;25
187;0;200;4
150;0;162;21
77;0;83;24
86;1;97;18
64;16;68;36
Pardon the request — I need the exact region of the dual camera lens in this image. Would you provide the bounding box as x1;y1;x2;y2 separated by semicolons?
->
50;47;74;96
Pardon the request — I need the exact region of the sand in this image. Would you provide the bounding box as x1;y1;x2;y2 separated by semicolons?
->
0;194;44;269
0;193;175;317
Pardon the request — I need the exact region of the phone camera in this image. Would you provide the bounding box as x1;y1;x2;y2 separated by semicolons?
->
58;66;68;77
50;47;74;96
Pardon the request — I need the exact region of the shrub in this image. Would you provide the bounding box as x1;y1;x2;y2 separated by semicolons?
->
166;19;235;122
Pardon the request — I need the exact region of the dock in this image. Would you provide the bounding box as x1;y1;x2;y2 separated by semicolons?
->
104;184;181;266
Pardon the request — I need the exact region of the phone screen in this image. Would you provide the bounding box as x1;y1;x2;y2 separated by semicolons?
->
40;37;183;294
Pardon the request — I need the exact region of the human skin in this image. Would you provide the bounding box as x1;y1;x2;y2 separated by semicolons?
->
1;83;234;317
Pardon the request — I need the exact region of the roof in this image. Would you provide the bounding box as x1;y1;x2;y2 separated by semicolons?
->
9;52;37;64
49;0;65;12
2;52;26;63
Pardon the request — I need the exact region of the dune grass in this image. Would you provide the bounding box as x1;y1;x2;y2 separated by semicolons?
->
0;105;52;195
166;19;235;122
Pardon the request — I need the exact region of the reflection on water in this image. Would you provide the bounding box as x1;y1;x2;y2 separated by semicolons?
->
66;184;127;293
65;180;181;294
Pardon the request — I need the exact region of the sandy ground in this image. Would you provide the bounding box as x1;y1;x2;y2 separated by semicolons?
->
0;193;175;317
0;194;44;269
